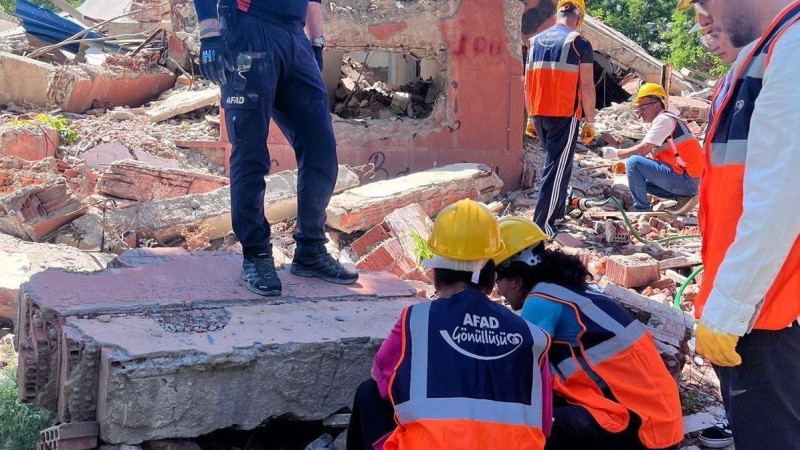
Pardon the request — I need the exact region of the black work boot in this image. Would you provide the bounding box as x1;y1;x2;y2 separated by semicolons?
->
241;253;282;296
291;245;359;285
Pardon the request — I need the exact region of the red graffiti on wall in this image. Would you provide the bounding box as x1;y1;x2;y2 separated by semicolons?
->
451;33;503;57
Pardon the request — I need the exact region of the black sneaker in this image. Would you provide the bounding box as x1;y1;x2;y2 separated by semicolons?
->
241;253;282;296
291;250;359;285
698;421;733;448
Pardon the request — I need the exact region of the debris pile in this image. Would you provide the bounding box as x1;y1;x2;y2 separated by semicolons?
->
333;56;439;120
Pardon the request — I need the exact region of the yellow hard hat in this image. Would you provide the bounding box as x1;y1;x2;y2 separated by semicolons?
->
493;216;549;266
427;199;505;261
676;0;691;11
632;83;668;104
557;0;586;15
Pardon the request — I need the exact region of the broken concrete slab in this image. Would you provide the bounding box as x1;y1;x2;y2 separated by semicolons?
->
144;89;220;123
0;52;55;107
96;160;229;202
604;283;694;380
0;233;115;320
326;163;503;233
16;252;417;443
0;178;84;241
49;63;177;113
0;123;59;162
90;166;357;245
79;142;133;170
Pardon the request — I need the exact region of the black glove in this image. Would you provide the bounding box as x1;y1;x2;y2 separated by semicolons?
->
199;35;232;86
312;45;323;71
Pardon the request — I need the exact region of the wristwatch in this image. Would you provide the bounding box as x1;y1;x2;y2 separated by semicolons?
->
311;36;326;48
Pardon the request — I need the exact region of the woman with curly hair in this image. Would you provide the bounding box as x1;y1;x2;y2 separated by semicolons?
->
494;217;683;450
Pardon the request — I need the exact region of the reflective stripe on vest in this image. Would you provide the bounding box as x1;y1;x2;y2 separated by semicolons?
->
529;282;684;449
525;26;583;118
394;298;549;428
531;283;645;381
651;111;704;177
698;2;800;330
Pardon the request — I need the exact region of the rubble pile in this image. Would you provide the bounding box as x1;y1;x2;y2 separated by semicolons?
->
333;57;438;120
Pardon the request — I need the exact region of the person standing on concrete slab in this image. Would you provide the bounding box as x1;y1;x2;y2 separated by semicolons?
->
493;216;684;450
692;0;800;449
192;0;358;296
347;200;552;450
611;83;704;214
525;0;596;236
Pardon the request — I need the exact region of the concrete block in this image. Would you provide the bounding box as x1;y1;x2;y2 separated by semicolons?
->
0;52;55;106
382;203;433;263
606;253;660;288
554;232;583;248
658;256;701;270
49;64;176;113
0;179;84;241
79;142;132;170
0;233;115;320
17;253;417;444
144;89;220;122
326;163;503;233
0;124;59;161
96;160;229;201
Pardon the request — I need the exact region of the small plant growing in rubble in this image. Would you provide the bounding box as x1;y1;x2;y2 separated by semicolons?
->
8;114;78;145
0;336;54;448
408;230;434;266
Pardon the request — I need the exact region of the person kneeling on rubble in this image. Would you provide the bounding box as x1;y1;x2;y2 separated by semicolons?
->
608;83;704;215
346;199;553;450
494;216;684;450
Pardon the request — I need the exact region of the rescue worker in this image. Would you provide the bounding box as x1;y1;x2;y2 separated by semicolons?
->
346;199;553;450
192;0;358;296
525;0;597;236
611;83;704;214
494;216;684;450
693;0;800;448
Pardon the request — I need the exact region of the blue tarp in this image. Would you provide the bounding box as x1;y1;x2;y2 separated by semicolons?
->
14;0;103;54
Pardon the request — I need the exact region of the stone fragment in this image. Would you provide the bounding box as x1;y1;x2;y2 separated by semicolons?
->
0;178;84;241
606;253;660;288
79;142;133;170
0;123;59;161
326;163;502;233
96;160;229;202
0;51;55;106
145;89;220;122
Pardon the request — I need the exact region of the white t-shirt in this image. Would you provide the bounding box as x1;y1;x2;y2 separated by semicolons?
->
643;108;679;147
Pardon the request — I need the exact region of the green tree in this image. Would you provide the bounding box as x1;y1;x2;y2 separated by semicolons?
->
666;8;729;77
0;0;82;15
587;0;676;59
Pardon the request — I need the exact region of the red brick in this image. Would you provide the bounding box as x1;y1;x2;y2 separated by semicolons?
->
0;125;59;161
555;232;583;248
402;267;433;285
606;253;660;288
357;238;417;276
350;223;393;258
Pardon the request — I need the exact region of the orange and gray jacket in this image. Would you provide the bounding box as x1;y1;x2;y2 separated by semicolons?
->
651;111;704;178
524;24;592;119
531;283;684;449
386;288;551;450
698;3;800;331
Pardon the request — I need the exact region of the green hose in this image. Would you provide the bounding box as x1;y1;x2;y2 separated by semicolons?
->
607;197;701;245
673;265;705;310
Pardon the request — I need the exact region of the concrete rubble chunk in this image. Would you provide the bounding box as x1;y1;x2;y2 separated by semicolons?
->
0;178;84;241
83;165;358;245
145;89;221;123
0;233;115;320
0;51;55;107
96;160;229;202
606;253;660;288
16;253;417;444
0;123;59;162
326;163;503;233
79;142;133;170
48;63;177;113
604;283;694;380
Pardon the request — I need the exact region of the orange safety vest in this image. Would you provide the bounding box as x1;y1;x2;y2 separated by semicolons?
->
697;3;800;330
386;289;551;450
651;111;704;178
525;24;585;118
531;283;684;449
